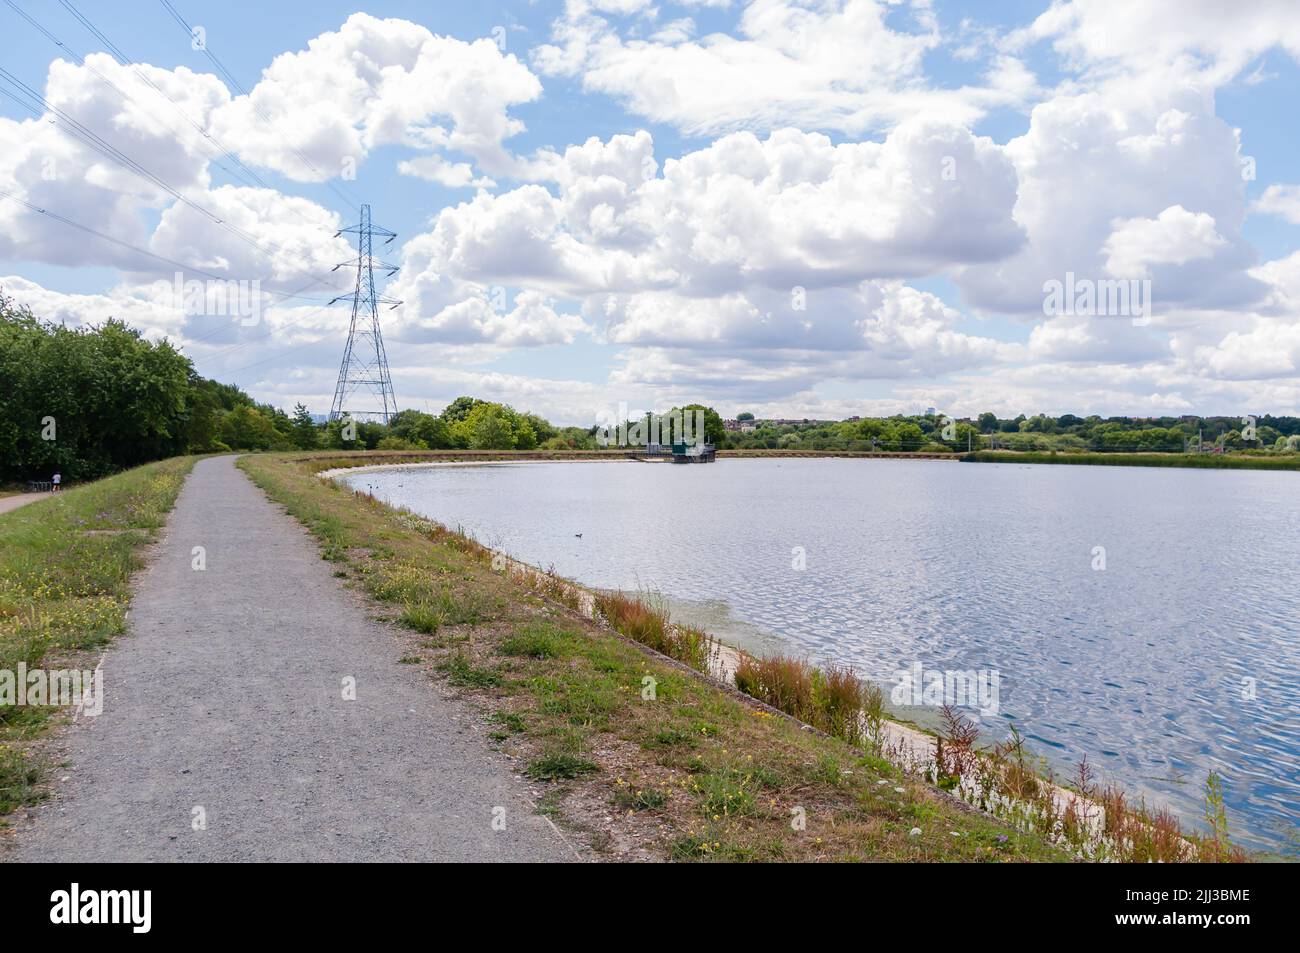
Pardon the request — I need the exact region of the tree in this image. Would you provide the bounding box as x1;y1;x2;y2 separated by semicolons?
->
893;422;925;451
513;420;537;450
465;403;516;449
219;405;282;451
0;299;195;480
737;411;755;421
441;396;485;424
977;412;998;433
290;403;319;450
520;412;556;444
677;404;726;445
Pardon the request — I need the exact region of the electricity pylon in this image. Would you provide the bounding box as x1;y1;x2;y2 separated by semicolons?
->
328;204;401;423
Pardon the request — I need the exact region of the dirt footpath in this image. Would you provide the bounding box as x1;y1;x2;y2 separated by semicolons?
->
7;456;574;862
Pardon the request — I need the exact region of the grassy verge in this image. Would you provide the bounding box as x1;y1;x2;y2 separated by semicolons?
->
963;450;1300;470
0;456;198;817
240;451;1066;862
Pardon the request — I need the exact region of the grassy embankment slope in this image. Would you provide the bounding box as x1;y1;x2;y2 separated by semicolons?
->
0;457;197;818
241;451;1063;862
963;450;1300;470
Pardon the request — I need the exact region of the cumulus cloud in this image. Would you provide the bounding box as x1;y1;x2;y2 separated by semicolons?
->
1102;206;1226;278
0;53;226;267
397;156;497;189
397;288;591;348
1250;184;1300;224
385;120;1023;378
0;275;188;340
148;186;353;289
857;281;1007;372
955;86;1267;319
209;13;542;182
397;121;1022;304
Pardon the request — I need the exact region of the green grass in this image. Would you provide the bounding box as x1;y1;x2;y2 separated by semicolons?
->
0;456;198;816
398;600;444;634
526;750;598;781
963;450;1300;470
500;621;572;659
613;782;668;811
442;651;503;688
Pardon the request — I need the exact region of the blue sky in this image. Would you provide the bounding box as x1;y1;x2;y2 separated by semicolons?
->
3;1;1300;423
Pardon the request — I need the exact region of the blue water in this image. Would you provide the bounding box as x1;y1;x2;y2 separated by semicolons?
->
346;458;1300;854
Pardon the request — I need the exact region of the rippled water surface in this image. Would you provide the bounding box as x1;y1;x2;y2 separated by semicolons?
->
346;458;1300;852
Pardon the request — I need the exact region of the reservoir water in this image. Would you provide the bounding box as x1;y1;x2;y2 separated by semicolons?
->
344;458;1300;853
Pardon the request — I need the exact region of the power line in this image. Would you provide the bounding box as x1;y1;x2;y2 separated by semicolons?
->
2;2;361;297
0;60;353;305
156;0;364;213
0;183;356;364
5;0;270;193
12;0;375;280
0;186;329;306
0;64;291;263
222;335;332;376
0;5;404;388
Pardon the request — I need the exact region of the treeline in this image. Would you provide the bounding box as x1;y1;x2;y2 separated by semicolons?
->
0;299;586;483
970;412;1300;453
725;415;978;452
2;302;199;481
331;398;597;453
8;294;1296;482
724;411;1300;453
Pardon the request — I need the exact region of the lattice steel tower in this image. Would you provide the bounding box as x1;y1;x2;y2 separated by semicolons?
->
328;204;401;423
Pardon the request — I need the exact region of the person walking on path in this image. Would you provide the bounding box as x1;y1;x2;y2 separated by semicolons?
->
51;471;61;492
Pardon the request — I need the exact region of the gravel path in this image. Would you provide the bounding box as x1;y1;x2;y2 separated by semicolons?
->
0;492;46;515
7;456;575;862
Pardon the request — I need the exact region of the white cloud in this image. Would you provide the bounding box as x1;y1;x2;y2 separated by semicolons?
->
1250;184;1300;224
857;280;1007;372
955;86;1266;318
0;53;225;267
398;288;591;348
0;275;187;340
7;3;1300;419
399;121;1023;307
1102;205;1226;278
386;121;1023;371
534;0;1036;135
209;13;542;181
1018;0;1300;86
397;156;497;189
148;186;353;289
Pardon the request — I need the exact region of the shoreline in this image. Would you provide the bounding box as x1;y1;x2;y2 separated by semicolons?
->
300;445;1300;477
314;463;1175;859
313;454;1267;860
